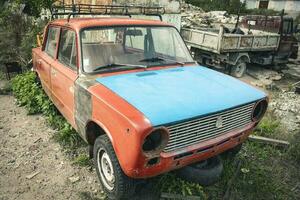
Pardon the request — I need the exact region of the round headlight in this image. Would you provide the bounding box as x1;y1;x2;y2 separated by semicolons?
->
142;128;168;154
252;99;268;121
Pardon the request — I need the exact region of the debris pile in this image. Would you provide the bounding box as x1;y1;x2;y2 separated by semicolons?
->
248;68;282;88
269;91;300;132
181;2;239;29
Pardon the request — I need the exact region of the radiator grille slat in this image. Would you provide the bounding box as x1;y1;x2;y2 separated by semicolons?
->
163;103;255;152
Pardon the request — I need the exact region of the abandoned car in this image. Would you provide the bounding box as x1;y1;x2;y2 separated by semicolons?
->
32;6;268;199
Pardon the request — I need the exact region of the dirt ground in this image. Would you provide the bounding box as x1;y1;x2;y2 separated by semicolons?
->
0;95;105;200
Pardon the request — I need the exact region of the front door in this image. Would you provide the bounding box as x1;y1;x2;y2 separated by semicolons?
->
51;28;78;128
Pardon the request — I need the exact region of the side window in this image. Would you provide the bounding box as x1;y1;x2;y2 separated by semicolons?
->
45;27;59;58
58;29;77;70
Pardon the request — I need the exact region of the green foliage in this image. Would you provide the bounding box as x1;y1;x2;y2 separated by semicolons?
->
205;142;299;200
12;72;83;147
254;113;280;138
244;8;279;15
288;132;300;164
185;0;246;14
16;0;55;17
158;173;206;198
73;154;92;167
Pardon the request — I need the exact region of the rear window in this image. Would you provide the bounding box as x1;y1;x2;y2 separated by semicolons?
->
58;29;77;70
45;27;59;58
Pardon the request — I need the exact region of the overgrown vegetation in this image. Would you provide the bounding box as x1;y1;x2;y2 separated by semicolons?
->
11;72;83;148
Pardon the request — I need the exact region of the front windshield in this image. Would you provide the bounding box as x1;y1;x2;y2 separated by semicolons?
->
81;26;194;72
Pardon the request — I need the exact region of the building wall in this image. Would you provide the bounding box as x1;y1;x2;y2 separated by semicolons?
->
245;0;300;17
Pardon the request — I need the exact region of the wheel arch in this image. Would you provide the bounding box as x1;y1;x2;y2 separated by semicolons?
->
85;119;114;147
229;52;250;65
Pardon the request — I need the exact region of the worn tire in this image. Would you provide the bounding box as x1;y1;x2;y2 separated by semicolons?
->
231;60;247;78
175;156;223;186
221;144;242;158
94;135;136;199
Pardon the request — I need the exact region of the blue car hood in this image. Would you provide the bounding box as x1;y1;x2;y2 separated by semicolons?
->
96;66;266;126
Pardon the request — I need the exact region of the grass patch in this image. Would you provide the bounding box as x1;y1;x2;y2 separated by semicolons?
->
288;131;300;164
254;111;286;140
158;173;206;198
73;154;92;167
204;142;299;200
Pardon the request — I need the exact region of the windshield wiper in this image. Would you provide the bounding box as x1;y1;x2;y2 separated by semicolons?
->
139;56;185;67
93;63;147;72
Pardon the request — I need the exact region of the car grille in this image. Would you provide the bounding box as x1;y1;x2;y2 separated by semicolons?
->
164;103;255;152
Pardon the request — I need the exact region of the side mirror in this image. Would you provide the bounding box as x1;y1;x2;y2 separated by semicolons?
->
36;32;43;47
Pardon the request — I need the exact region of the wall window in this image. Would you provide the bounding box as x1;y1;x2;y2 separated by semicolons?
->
58;29;77;70
45;27;59;58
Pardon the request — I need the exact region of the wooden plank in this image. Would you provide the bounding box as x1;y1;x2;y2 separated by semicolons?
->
248;135;290;147
161;193;201;200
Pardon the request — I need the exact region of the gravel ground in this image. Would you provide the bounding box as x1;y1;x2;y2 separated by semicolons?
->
0;95;105;200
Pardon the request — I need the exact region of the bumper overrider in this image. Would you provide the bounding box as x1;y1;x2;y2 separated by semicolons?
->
130;98;268;178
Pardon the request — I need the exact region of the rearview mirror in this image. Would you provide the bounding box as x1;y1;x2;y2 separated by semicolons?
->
125;29;143;36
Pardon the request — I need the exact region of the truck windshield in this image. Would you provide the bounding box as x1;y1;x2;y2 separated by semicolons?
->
81;26;194;72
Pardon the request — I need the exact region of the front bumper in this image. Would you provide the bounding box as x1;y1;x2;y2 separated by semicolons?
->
128;122;256;178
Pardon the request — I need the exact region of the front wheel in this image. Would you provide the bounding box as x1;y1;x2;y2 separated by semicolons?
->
231;60;247;78
94;135;136;199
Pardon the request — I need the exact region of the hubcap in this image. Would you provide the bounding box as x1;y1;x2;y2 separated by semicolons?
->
234;62;246;77
97;148;115;190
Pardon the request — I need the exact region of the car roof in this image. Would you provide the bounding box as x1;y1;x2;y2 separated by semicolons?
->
50;17;172;31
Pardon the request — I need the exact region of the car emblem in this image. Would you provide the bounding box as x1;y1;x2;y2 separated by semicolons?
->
216;116;223;128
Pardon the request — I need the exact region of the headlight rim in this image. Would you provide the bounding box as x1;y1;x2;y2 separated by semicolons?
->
141;127;169;157
251;98;268;122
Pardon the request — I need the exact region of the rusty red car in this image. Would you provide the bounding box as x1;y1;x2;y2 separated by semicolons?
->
32;5;268;199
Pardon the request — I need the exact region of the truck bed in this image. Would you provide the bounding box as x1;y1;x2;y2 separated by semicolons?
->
181;26;280;54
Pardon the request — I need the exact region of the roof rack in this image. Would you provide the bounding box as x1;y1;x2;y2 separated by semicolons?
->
51;3;165;22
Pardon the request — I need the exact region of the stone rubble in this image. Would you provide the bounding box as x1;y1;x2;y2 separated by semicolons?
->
181;2;239;29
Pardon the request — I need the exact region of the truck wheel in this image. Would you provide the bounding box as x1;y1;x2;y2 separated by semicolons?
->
175;156;223;186
231;60;247;78
94;135;136;199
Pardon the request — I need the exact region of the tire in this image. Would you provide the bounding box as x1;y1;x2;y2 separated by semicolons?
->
94;135;137;199
231;60;247;78
221;144;242;158
175;156;223;186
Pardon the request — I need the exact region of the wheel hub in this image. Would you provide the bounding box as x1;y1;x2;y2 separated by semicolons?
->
97;149;115;190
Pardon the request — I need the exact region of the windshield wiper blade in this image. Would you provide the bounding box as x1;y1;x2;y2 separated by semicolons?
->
93;63;147;72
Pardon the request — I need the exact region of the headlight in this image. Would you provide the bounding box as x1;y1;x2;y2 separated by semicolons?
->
252;99;268;121
142;128;168;155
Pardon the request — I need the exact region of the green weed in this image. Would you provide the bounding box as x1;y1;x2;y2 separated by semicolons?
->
158;173;206;198
73;154;91;167
254;112;281;138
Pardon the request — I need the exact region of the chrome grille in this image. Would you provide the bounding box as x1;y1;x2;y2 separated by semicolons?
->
164;103;255;152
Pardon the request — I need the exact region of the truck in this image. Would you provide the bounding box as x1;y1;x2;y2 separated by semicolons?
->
32;2;268;199
181;12;299;78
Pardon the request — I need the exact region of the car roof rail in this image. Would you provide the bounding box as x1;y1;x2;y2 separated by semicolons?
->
51;2;165;22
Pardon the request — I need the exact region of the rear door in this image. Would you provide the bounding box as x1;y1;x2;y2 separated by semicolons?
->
51;28;78;127
36;26;60;96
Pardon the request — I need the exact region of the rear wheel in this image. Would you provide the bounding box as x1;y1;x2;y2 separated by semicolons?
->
231;60;247;78
94;135;136;199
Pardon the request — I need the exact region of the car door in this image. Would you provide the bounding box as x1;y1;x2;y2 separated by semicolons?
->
37;26;60;96
51;28;78;127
